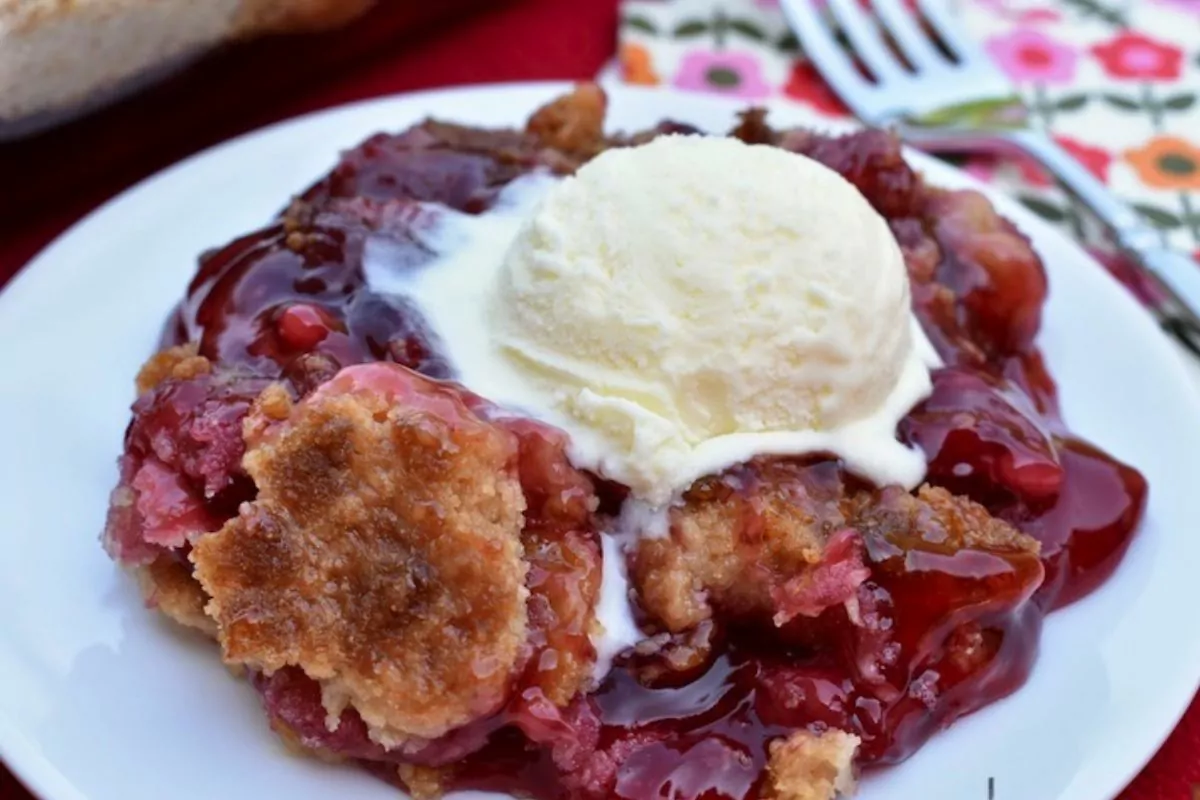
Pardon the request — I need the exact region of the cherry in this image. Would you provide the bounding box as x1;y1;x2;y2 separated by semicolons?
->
901;368;1064;512
275;303;337;351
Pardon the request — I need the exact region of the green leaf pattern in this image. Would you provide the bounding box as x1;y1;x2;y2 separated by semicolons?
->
1134;203;1184;230
1021;195;1069;221
620;14;658;35
1054;94;1089;111
672;19;709;38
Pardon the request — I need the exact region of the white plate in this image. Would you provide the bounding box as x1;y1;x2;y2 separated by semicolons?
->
0;82;1198;800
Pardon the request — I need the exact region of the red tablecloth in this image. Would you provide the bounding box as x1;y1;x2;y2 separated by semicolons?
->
0;0;1194;797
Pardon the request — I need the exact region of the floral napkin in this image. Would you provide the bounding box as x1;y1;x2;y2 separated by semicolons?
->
611;0;1200;311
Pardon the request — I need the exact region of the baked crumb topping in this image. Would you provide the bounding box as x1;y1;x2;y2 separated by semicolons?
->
134;343;212;395
192;363;529;744
764;730;860;800
854;484;1040;555
397;764;448;800
134;555;216;637
526;83;608;156
633;460;1039;635
633;460;861;632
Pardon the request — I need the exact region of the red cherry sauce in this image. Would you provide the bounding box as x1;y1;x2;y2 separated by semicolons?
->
150;121;1146;799
169;197;452;388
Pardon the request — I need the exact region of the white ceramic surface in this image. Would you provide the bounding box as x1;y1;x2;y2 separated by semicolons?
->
0;83;1197;800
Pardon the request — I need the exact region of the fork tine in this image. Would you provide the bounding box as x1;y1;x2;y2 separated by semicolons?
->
871;0;946;70
915;0;987;65
780;0;877;110
824;0;908;81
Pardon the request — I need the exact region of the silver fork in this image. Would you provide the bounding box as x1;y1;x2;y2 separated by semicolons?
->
781;0;1200;353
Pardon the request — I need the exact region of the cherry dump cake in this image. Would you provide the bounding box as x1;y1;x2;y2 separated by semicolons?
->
101;85;1147;800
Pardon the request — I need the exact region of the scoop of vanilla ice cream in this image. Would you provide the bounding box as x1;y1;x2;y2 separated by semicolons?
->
485;134;937;505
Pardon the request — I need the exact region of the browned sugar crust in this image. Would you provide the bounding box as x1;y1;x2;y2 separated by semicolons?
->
192;370;530;745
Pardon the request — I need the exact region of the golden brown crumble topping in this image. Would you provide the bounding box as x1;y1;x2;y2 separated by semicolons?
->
633;461;847;632
398;764;449;800
134;343;212;395
134;556;215;637
854;484;1040;555
242;382;294;443
764;730;860;800
634;462;1038;635
192;373;530;744
526;83;608;156
631;622;717;683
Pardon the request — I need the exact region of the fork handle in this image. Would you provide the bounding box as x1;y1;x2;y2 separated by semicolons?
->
900;125;1200;354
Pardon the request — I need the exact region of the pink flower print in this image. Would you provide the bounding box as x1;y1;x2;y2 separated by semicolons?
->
985;29;1078;84
977;0;1058;21
1091;32;1183;81
674;50;773;99
784;61;849;115
1056;136;1112;182
1015;154;1053;187
1016;8;1062;23
975;0;1009;13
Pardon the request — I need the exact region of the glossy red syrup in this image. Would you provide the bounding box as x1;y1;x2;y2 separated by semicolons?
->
153;123;1146;799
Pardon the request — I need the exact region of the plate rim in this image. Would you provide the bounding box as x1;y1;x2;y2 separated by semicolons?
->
1;80;1197;800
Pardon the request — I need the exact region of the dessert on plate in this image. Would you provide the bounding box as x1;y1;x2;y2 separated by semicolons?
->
100;84;1147;799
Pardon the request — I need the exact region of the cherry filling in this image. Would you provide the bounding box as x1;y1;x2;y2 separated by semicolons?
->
102;365;267;566
901;368;1064;513
108;103;1146;799
173;195;451;382
901;369;1147;610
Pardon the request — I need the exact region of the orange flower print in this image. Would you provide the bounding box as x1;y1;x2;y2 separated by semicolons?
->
620;42;659;86
1125;136;1200;190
